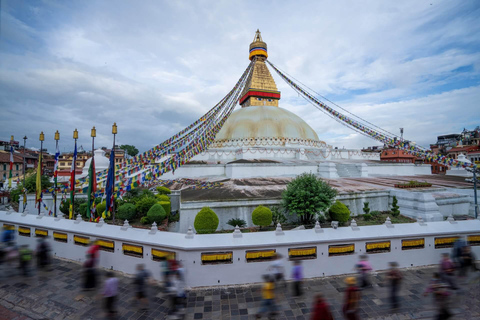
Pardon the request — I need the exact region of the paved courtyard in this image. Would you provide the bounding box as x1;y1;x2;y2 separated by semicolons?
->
0;257;479;320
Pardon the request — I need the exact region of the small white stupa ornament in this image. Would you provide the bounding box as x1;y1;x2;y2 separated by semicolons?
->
275;223;284;235
314;221;323;233
185;226;194;239
233;225;242;238
149;222;158;234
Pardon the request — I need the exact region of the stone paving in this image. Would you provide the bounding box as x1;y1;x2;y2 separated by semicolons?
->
0;258;479;320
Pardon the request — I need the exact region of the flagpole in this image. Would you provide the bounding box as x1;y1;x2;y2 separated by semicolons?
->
89;126;96;220
38;132;44;215
54;131;60;217
22;135;27;212
112;122;117;222
8;136;14;189
70;129;78;219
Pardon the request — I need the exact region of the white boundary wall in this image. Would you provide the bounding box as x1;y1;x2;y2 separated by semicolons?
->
1;211;479;288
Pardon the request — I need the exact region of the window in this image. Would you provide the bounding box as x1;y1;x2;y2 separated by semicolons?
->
468;235;480;246
16;164;19;171
53;232;68;243
122;243;143;258
97;239;115;252
152;248;176;261
289;247;317;260
245;249;276;263
366;241;390;254
434;237;459;249
201;251;233;265
74;235;90;246
257;98;262;101
402;238;424;250
2;164;5;170
328;244;354;256
35;229;48;238
18;226;31;237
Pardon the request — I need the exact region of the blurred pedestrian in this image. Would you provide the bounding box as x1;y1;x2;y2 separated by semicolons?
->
159;256;169;289
310;293;333;320
342;277;360;320
83;253;97;291
256;275;277;319
1;226;14;244
424;272;452;320
87;240;100;267
172;271;186;314
35;237;50;270
134;264;151;311
269;253;285;289
452;238;466;269
439;253;457;290
291;260;303;297
356;255;373;288
386;262;402;309
18;245;32;277
459;245;477;278
102;271;119;318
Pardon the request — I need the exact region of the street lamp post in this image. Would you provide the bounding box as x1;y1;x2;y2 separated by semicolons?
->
54;130;60;217
465;166;479;219
112;122;117;222
38;132;44;215
22;136;27;212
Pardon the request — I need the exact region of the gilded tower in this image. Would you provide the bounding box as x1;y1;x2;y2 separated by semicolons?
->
239;30;281;108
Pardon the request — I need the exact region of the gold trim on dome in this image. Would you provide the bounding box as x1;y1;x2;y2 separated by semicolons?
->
211;137;327;149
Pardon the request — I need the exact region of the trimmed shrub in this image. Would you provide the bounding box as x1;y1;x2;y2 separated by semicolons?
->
96;202;106;216
135;197;157;217
140;216;149;224
117;203;136;221
391;196;400;217
60;198;87;217
156;194;170;202
158;201;171;217
363;202;370;215
194;207;219;234
328;200;351;224
370;210;381;216
140;189;155;198
79;203;88;219
227;218;247;228
363;213;372;221
156;186;171;195
147;204;167;224
252;205;273;227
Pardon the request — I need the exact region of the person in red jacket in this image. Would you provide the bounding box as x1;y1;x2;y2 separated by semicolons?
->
310;293;333;320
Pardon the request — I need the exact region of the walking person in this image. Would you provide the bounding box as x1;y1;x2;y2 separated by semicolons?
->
83;253;97;291
102;271;119;318
386;262;402;309
439;253;457;290
268;253;285;289
356;255;373;289
459;245;477;278
35;238;50;270
134;264;152;311
256;275;277;319
18;245;32;277
424;272;452;320
87;240;100;267
291;260;303;297
342;277;360;320
310;293;333;320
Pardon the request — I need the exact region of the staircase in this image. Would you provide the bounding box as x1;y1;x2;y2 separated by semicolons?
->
335;163;362;178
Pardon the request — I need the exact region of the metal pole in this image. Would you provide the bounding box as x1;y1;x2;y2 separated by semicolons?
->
72;138;77;219
38;140;42;216
22;137;26;212
112;134;116;222
474;169;478;219
54;139;58;217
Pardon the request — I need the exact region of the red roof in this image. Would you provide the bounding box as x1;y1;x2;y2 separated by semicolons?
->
448;146;479;153
0;151;23;163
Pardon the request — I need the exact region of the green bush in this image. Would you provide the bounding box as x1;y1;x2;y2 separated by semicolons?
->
363;213;372;221
158;201;171;217
391;196;400;217
156;186;171;195
282;173;337;224
363;202;370;215
194;207;219;234
227;218;247;228
156;194;170;202
271;206;287;225
24;174;52;193
117;203;136;221
10;186;24;203
135;197;157;217
96;201;106;216
328;200;351;224
140;189;155;198
79;203;88;219
147;204;167;224
59;198;87;217
252;205;273;227
140;216;149;224
370;210;381;216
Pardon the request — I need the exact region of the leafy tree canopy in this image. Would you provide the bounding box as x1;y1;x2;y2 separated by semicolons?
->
25;174;52;193
119;144;139;157
282;173;337;224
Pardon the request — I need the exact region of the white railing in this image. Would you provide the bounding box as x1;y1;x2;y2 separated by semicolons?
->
1;211;479;287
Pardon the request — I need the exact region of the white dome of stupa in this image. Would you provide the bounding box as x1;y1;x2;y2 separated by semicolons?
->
82;149;110;175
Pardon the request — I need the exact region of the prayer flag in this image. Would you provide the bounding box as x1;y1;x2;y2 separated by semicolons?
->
35;153;42;209
105;147;115;216
8;145;13;188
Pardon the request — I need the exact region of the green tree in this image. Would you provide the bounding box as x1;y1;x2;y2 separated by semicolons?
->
363;202;370;215
391;196;400;217
282;173;337;224
146;204;167;224
119;144;139;157
329;200;351;224
24;174;52;193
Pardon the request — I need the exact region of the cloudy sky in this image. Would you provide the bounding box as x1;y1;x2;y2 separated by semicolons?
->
1;0;479;154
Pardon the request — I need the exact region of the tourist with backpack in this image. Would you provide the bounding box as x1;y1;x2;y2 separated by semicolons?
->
424;272;452;320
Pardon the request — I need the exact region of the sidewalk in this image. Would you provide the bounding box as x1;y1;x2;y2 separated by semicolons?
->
0;257;479;320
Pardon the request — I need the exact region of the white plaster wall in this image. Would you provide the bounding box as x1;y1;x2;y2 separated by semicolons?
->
337;191;390;216
389;190;443;221
435;195;471;217
2;211;479;288
445;188;479;217
226;163;318;179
